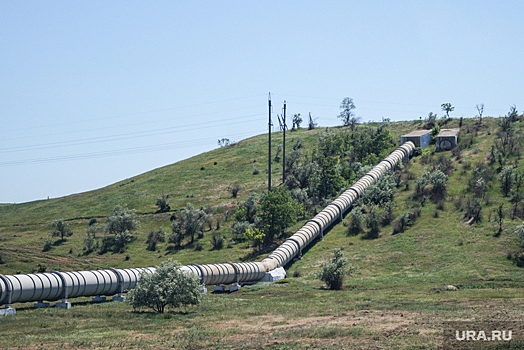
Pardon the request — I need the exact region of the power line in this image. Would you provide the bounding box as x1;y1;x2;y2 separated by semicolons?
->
1;113;266;153
3;93;267;133
0;129;265;167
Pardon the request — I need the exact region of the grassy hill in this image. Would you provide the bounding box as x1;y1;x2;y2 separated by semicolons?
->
1;117;523;349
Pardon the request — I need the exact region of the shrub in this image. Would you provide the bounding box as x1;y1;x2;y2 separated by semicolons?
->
210;232;224;250
347;207;363;236
392;211;413;235
146;229;166;251
365;206;382;239
464;198;483;223
231;221;253;241
316;249;352;290
43;240;53;252
106;205;139;235
194;242;203;251
252;167;260;175
229;183;241;198
0;251;5;264
51;219;73;240
516;223;524;246
499;166;514;197
127;259;202;313
156;195;171;213
83;234;97;255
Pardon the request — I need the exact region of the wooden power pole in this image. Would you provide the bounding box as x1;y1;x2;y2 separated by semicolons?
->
268;93;272;192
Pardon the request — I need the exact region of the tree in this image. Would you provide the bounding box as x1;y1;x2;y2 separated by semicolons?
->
156;194;171;213
516;223;524;246
51;219;73;240
308;112;316;130
235;193;259;223
316;249;352;290
476;103;484;124
127;259;202;313
349;116;361;131
106;205;139;235
260;187;298;247
494;204;504;237
292;113;302;129
244;228;265;250
338;97;356;126
347;207;364;236
316;156;344;199
499;166;514;197
218;138;230;147
365;206;382;239
441;103;454;118
429;169;448;200
173;203;210;243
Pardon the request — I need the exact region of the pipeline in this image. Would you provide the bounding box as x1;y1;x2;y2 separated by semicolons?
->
0;141;415;311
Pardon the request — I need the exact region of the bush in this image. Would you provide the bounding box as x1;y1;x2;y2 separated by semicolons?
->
210;232;224;250
347;207;364;236
231;221;253;241
516;223;524;247
83;234;97;255
127;259;202;313
316;249;352;290
106;205;139;235
51;219;73;240
156;195;171;213
146;229;166;251
229;183;240;198
43;240;53;252
0;251;5;264
392;211;413;235
194;242;203;251
365;206;382;239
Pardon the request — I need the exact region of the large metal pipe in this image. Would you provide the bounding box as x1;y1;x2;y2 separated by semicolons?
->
0;141;415;308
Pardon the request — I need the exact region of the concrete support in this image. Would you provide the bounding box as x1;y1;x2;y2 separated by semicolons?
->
229;283;241;293
201;285;208;294
112;295;126;302
55;299;71;309
34;302;50;308
0;307;16;316
213;285;226;293
92;296;106;302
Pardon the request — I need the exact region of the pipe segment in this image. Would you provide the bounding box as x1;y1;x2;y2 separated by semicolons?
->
0;142;415;307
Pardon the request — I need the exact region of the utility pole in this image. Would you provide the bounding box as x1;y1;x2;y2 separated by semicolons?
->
268;93;272;192
282;100;286;183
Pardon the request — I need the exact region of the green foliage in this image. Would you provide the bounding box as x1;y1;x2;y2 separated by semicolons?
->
231;221;254;242
464;198;483;224
243;228;265;249
106;205;139;235
365;206;382;239
51;219;73;240
316;156;344;199
361;172;395;206
516;223;524;247
316;248;352;290
42;240;53;252
260;187;299;247
337;97;356;126
169;203;210;244
429;169;448;200
347;207;364;236
292;113;302;129
441;103;454;118
155;195;171;213
126;259;202;313
499;166;514;197
392;211;413;235
146;228;166;251
234;193;259;223
82;234;97;255
0;251;4;264
210;232;224;250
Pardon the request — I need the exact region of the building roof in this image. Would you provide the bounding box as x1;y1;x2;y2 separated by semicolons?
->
437;128;460;137
401;129;431;137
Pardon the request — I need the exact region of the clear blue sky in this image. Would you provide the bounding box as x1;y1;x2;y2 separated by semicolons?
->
1;1;523;203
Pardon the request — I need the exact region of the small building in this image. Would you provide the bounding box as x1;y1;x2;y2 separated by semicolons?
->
400;130;432;149
436;128;460;151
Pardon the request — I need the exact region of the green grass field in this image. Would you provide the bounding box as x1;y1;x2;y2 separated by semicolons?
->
1;117;523;349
